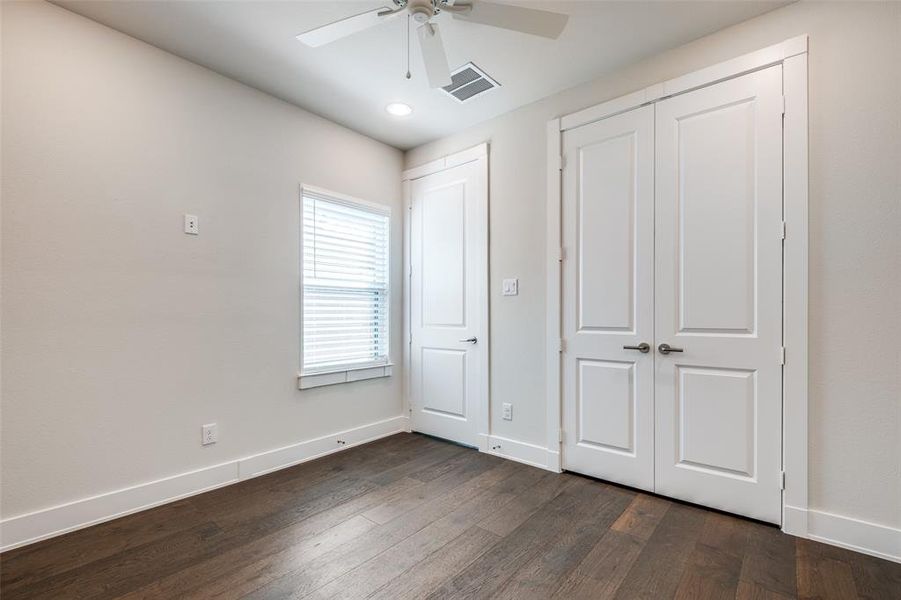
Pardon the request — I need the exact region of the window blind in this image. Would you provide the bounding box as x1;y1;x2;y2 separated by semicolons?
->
302;189;390;374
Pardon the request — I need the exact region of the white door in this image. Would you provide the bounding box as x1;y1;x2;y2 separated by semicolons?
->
562;105;656;491
654;65;784;523
409;158;487;448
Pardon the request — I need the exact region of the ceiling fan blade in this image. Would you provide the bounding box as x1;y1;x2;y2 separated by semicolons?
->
451;1;568;39
296;7;400;47
417;23;452;88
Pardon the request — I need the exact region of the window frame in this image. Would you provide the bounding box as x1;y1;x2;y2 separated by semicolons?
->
298;185;392;389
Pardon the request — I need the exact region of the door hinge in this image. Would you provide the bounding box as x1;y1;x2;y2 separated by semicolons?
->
780;346;786;366
558;429;564;444
782;95;786;117
781;221;787;240
558;155;565;171
559;247;566;263
780;470;786;490
559;338;566;353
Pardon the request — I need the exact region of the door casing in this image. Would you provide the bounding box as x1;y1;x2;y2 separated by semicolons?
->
546;36;809;535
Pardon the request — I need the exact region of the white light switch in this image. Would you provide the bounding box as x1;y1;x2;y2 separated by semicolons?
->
184;214;199;235
502;403;513;421
502;278;519;296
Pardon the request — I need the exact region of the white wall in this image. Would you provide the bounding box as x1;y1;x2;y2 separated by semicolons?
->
406;1;901;531
1;1;404;519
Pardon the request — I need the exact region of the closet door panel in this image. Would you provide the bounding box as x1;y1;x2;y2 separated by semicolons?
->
561;105;655;491
654;65;784;524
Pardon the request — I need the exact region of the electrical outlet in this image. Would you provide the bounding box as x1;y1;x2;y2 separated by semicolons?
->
502;278;519;296
201;423;218;445
502;403;513;421
184;214;199;235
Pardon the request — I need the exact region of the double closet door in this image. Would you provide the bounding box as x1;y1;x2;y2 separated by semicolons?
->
561;66;784;524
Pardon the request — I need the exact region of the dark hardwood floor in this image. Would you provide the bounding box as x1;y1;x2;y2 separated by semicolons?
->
2;433;899;599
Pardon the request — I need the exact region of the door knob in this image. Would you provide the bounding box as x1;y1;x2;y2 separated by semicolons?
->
459;337;478;344
658;343;684;354
623;343;650;353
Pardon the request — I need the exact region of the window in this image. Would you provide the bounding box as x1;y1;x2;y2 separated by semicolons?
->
300;187;390;384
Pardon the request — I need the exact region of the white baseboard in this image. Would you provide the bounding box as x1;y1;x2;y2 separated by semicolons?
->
238;416;407;480
783;504;809;537
6;418;897;567
0;415;409;552
784;504;900;563
807;509;901;563
481;434;560;473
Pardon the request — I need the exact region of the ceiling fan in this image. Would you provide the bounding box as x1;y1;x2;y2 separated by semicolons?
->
296;0;569;89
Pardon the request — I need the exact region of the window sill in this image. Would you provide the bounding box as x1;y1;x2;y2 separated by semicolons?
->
298;364;393;390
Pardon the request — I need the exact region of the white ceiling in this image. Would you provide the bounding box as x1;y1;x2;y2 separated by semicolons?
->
53;0;787;149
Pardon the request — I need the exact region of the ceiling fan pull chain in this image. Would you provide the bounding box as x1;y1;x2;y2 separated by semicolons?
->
405;14;412;80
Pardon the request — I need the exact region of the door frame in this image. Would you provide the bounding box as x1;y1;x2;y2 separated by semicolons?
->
546;36;809;536
402;143;490;452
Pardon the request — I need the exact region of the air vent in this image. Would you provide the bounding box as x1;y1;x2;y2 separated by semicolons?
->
441;63;500;103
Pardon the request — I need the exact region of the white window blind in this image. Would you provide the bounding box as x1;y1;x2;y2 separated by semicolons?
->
302;189;390;374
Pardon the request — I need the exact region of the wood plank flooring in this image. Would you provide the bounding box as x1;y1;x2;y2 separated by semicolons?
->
2;433;899;599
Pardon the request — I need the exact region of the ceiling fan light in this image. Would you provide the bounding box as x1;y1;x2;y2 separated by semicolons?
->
386;102;414;117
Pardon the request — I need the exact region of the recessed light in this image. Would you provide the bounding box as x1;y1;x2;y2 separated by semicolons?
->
386;102;413;117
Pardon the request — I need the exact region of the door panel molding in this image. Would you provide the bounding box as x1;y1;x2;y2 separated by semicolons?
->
577;359;637;455
548;37;809;535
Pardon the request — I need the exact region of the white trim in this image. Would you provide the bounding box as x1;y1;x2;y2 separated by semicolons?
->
808;511;901;564
783;504;810;540
545;118;563;472
560;85;662;132
301;361;393;377
0;416;409;552
237;416;407;479
403;144;490;450
781;51;809;537
401;143;488;181
402;179;413;427
548;35;812;541
785;506;901;564
474;146;491;451
482;434;559;473
560;35;808;132
300;183;392;216
298;364;393;389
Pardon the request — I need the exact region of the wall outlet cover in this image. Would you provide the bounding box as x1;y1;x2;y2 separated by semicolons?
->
502;278;519;296
184;214;199;235
201;423;218;445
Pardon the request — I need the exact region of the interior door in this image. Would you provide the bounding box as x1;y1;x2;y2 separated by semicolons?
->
654;65;784;523
561;105;655;491
409;159;486;448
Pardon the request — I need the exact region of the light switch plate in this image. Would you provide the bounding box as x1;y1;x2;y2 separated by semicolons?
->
502;278;519;296
502;403;513;421
184;214;199;235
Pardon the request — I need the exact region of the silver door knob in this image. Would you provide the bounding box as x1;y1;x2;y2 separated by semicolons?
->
623;343;650;353
459;337;478;344
658;343;684;354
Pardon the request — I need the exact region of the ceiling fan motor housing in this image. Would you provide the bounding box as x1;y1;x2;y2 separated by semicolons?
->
408;0;436;23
